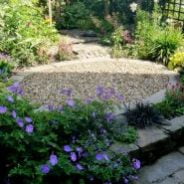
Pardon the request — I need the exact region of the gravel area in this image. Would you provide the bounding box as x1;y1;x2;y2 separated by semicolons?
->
21;59;175;106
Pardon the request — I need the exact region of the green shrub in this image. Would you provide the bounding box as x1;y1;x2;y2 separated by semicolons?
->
168;50;184;69
135;9;183;65
0;0;59;66
60;2;94;30
0;54;14;81
0;84;139;184
155;84;184;119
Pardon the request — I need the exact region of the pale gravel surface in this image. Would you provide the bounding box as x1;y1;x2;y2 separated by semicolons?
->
21;59;175;106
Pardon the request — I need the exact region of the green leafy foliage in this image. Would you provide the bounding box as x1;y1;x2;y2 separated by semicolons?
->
0;0;59;66
168;50;184;69
60;2;94;30
0;58;14;81
0;85;138;183
155;84;184;119
135;8;183;65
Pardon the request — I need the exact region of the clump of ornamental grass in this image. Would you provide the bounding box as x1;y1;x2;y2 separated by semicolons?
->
155;83;184;119
125;103;164;128
0;83;140;184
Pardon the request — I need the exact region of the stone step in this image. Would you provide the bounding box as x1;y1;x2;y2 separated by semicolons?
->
134;150;184;184
111;115;184;165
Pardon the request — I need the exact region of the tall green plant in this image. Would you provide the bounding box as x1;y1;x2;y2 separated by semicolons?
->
0;0;59;66
135;7;183;65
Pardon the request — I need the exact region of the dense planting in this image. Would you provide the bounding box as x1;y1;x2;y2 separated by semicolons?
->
0;83;140;184
155;83;184;119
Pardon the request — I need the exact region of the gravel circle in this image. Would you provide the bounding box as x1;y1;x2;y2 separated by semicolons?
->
21;59;174;106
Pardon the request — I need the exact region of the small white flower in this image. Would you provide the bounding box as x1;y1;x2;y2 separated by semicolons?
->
154;0;159;3
130;2;138;13
166;18;174;24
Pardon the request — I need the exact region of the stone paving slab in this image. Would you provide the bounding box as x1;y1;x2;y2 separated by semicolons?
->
112;115;184;165
135;127;168;149
110;142;139;156
135;152;184;184
179;147;184;155
162;115;184;133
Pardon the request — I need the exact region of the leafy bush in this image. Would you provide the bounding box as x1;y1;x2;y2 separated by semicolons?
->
0;0;59;66
124;103;163;128
60;2;94;30
135;9;183;65
155;83;184;119
0;83;140;184
168;50;184;69
0;54;14;81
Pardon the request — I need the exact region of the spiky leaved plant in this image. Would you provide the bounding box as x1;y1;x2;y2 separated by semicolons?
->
124;103;163;128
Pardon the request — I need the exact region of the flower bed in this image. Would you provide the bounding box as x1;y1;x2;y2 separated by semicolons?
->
0;82;140;184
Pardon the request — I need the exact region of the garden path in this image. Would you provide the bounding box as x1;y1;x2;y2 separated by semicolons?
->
61;29;111;59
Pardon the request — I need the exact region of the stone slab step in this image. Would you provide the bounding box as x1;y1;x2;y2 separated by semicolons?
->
111;115;184;165
134;151;184;184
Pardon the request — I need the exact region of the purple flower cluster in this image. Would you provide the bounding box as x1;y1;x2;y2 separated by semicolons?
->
0;106;7;114
0;53;11;61
132;158;141;170
95;153;109;161
105;112;116;123
66;98;75;107
0;96;34;134
61;88;73;97
40;153;58;174
15;114;34;134
7;82;24;96
63;145;84;171
96;86;124;101
10;108;34;133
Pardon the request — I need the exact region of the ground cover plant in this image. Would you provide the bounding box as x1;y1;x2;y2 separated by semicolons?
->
155;83;184;119
0;82;140;184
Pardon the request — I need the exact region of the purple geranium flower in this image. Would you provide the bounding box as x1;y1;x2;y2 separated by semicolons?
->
7;96;14;103
115;93;124;101
70;152;77;162
12;110;17;119
96;153;109;161
61;88;73;96
96;86;104;96
105;112;116;122
25;117;32;123
66;99;75;107
0;106;7;114
49;154;58;166
124;178;129;184
101;88;115;100
25;124;34;134
76;147;83;153
76;163;84;171
16;118;24;128
7;82;24;96
133;159;141;170
40;164;50;174
64;145;72;152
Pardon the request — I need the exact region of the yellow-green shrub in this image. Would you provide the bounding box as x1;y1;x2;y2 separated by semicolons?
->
168;51;184;69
